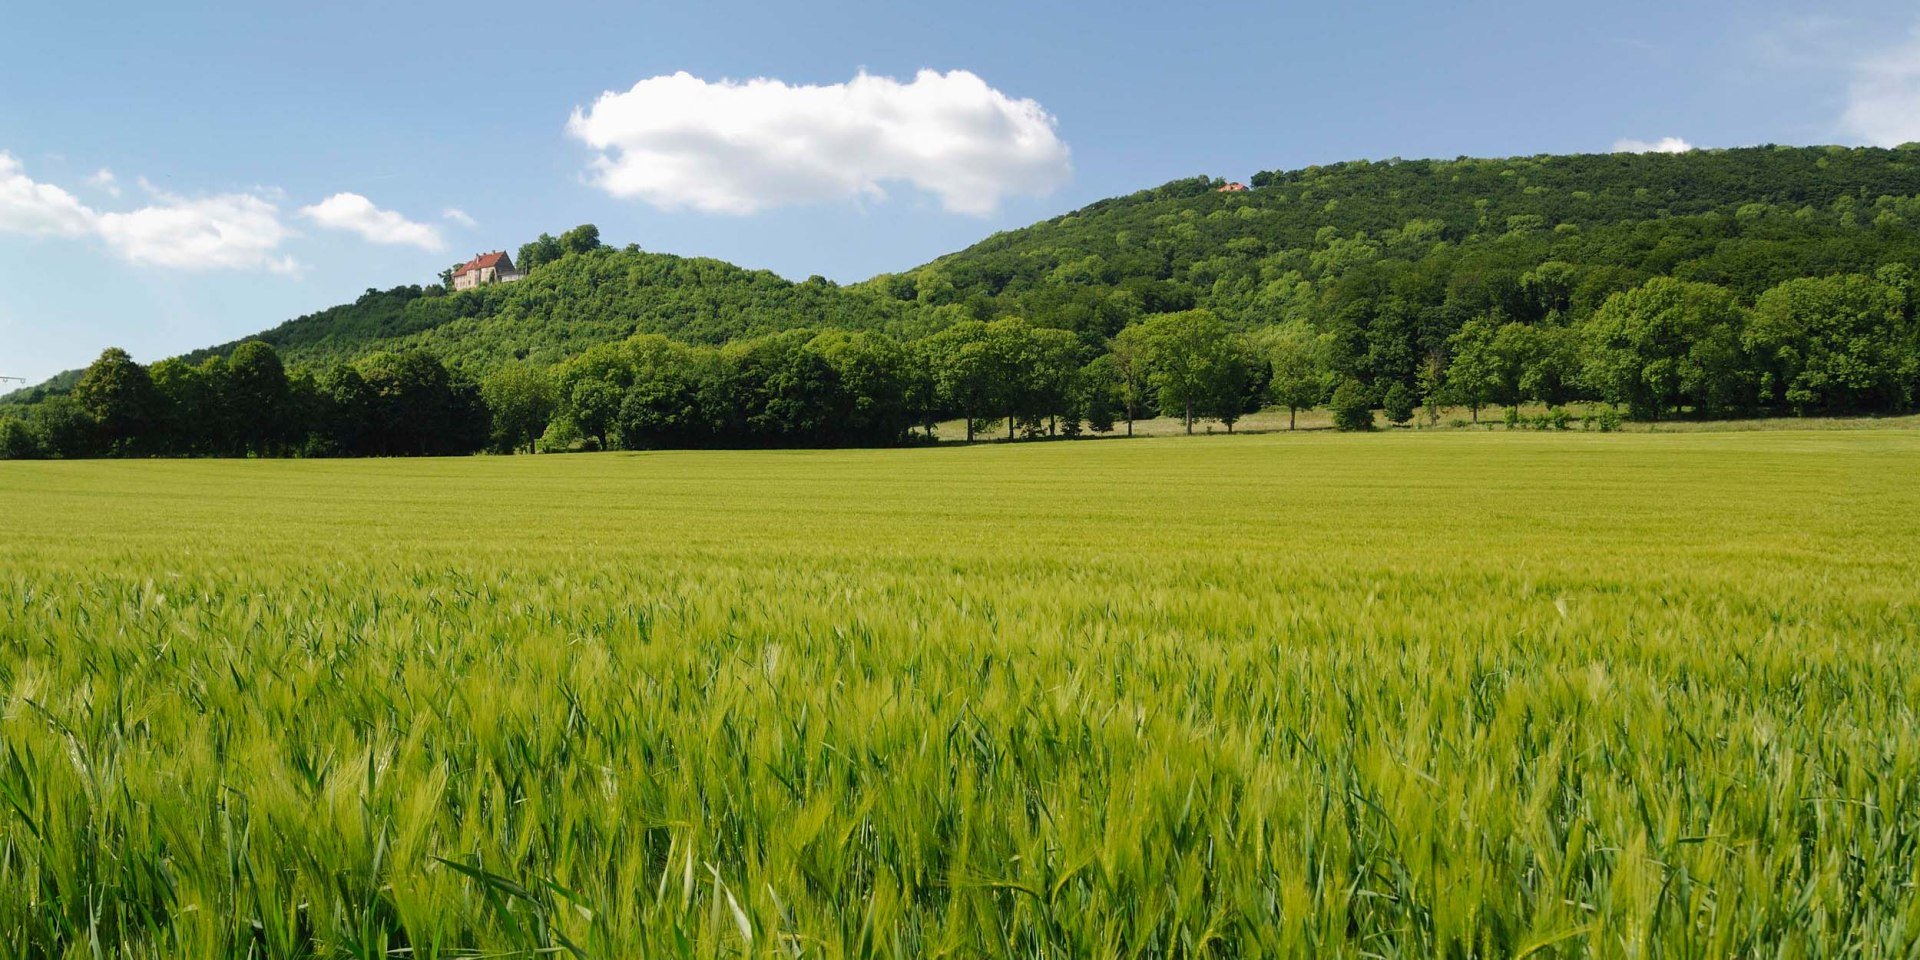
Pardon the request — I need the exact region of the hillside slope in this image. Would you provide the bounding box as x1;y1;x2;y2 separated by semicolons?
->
13;143;1920;400
187;249;913;372
5;247;916;401
867;145;1920;347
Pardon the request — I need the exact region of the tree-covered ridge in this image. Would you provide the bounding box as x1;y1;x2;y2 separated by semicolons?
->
16;144;1920;398
177;245;912;375
394;251;909;369
878;144;1920;334
7;144;1920;455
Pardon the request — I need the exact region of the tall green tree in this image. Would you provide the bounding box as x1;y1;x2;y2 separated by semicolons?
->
1580;278;1750;420
31;395;97;458
482;362;557;453
1021;325;1084;437
356;350;486;455
1747;273;1915;414
316;364;373;455
1382;382;1416;426
923;320;1010;442
224;340;293;456
559;224;603;256
148;357;215;455
0;414;44;459
1416;351;1446;425
1489;321;1540;407
901;343;940;440
974;319;1044;440
626;335;713;448
1518;324;1583;406
567;377;623;451
517;233;565;272
192;356;236;455
1129;309;1241;434
712;331;843;445
1259;321;1332;430
1198;335;1260;433
73;347;158;455
1104;326;1153;436
1078;355;1122;434
1440;316;1502;422
445;369;491;453
285;369;330;456
809;330;912;445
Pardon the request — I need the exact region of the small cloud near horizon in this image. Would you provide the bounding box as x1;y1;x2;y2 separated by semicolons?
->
1613;136;1695;154
299;192;445;252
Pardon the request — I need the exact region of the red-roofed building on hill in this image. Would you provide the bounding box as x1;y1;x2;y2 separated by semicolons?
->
452;251;525;290
1217;181;1249;193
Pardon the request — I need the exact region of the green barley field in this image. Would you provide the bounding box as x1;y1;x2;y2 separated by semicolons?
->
3;429;1919;958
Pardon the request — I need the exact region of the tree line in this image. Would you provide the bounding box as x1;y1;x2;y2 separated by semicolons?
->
0;309;1262;458
1;344;487;460
4;263;1917;459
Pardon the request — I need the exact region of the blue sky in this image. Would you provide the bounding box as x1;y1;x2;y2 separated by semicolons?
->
4;0;1920;384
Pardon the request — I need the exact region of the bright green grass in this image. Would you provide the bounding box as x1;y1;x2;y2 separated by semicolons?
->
3;430;1919;958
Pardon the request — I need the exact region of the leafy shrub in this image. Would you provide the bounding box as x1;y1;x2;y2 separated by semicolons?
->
1382;383;1416;426
1330;379;1375;431
0;416;44;459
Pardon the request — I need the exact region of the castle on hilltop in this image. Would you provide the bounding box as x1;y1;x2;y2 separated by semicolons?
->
452;251;525;290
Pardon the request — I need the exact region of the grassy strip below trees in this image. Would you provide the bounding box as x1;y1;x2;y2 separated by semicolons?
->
3;262;1919;458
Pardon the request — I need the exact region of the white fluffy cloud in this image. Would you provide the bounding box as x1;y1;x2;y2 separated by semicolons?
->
0;152;97;236
442;207;477;228
567;69;1072;215
99;191;296;273
1843;28;1920;146
0;153;296;272
1613;137;1695;154
299;192;445;251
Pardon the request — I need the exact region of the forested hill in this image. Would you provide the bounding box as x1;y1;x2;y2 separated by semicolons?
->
870;144;1920;341
183;248;912;373
11;143;1920;413
0;245;912;405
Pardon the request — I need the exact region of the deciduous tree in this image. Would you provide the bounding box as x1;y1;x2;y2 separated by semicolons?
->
73;347;158;455
1329;378;1374;431
483;362;557;453
1748;273;1914;414
1261;321;1332;430
1580;278;1748;420
1441;316;1501;422
1129;309;1240;434
224;341;293;456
